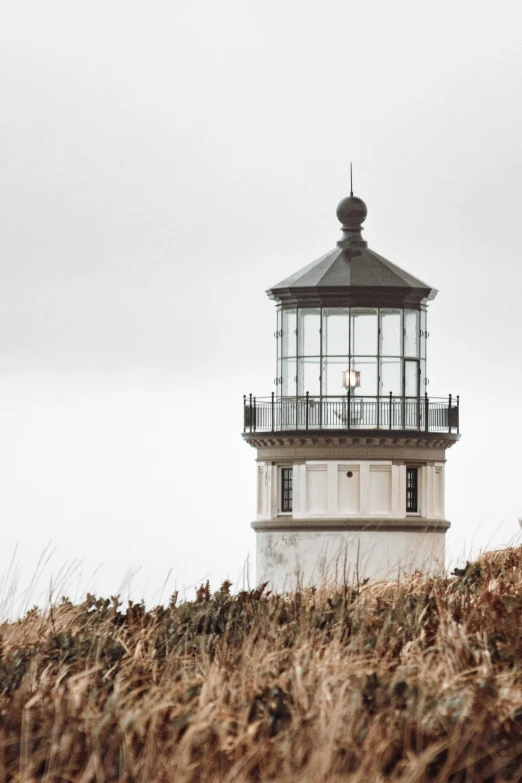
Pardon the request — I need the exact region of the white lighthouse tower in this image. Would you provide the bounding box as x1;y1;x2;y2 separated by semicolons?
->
243;187;460;591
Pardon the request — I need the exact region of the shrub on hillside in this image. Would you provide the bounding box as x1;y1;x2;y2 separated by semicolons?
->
1;548;522;781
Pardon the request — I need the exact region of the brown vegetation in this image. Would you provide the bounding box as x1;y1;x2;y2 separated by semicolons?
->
2;548;522;781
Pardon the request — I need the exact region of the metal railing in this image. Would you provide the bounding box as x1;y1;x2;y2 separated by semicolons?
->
243;393;459;434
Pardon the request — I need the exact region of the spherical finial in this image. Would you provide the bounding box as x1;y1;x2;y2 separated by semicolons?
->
336;195;368;228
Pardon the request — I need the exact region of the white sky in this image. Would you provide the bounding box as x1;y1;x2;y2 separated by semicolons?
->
0;0;521;611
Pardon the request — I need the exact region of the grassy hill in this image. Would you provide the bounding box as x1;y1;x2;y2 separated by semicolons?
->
2;548;522;781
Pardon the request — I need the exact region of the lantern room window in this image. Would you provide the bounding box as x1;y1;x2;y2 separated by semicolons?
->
276;305;428;400
381;357;401;396
282;310;297;357
281;358;296;396
323;308;349;356
298;309;321;356
353;357;378;396
325;359;349;396
405;360;420;398
298;358;320;396
380;309;402;355
351;308;378;355
404;310;419;357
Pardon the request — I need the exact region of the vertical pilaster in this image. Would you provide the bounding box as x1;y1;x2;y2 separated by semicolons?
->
360;462;370;515
423;465;432;518
391;464;400;515
295;463;307;519
269;463;277;519
327;462;337;515
440;464;445;518
398;465;407;517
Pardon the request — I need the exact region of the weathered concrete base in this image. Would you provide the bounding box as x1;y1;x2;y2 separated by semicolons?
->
255;527;446;592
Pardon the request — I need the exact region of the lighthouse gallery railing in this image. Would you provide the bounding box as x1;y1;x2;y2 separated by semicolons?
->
243;394;459;434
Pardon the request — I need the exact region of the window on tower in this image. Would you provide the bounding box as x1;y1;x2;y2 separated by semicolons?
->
406;467;419;513
280;467;293;513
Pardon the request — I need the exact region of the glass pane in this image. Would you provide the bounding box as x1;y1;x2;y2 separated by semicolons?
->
380;310;402;356
282;310;297;357
323;358;347;396
352;358;377;396
322;308;349;356
277;309;281;359
405;360;419;397
298;309;321;356
282;359;296;396
420;359;426;393
404;310;419;357
298;358;321;396
380;358;401;396
351;309;377;356
420;310;426;359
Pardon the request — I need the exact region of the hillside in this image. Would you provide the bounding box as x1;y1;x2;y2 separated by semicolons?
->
2;549;522;781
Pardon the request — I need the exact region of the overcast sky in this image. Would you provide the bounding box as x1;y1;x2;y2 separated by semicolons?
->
0;0;521;611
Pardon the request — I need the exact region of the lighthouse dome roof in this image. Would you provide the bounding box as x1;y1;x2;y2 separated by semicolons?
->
267;192;437;308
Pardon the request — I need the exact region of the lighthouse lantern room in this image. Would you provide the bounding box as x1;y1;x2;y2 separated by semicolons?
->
243;189;460;591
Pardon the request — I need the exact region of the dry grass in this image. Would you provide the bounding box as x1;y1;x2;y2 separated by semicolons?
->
2;549;522;781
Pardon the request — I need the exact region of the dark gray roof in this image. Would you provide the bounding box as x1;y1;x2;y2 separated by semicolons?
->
268;246;437;308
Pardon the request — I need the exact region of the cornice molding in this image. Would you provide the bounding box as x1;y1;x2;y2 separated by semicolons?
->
252;517;451;533
243;430;460;450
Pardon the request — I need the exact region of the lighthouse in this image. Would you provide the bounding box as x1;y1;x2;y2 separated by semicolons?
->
243;187;460;591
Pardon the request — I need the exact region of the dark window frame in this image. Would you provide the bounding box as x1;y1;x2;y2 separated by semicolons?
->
280;466;293;513
406;467;419;513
